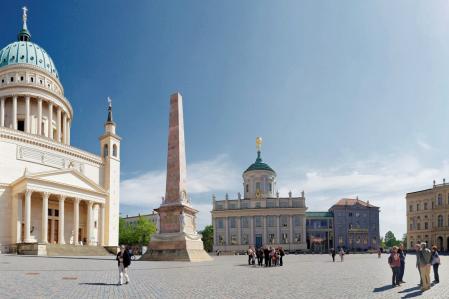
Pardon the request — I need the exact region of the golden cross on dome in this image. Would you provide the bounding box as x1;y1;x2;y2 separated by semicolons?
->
256;136;263;151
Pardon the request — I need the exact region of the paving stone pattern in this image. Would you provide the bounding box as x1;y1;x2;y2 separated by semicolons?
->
0;253;447;298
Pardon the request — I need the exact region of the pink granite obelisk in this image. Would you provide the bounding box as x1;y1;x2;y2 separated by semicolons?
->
140;92;211;261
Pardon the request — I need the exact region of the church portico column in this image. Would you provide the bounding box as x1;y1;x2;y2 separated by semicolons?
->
73;198;80;245
37;98;42;135
277;215;280;244
25;96;30;133
24;189;32;243
12;95;17;130
58;195;65;244
48;103;53;139
62;113;67;144
41;192;49;243
15;193;23;243
56;107;61;142
86;201;93;245
0;97;5;127
289;215;293;244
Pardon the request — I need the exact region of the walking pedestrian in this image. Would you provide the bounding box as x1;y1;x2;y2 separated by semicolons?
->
418;242;432;292
116;245;131;286
431;245;440;284
331;248;336;262
257;247;264;266
247;246;253;265
263;246;270;267
377;248;381;258
279;247;285;266
415;243;422;287
398;243;406;283
339;248;345;262
388;246;401;287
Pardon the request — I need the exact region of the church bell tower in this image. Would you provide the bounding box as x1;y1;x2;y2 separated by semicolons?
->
99;98;121;247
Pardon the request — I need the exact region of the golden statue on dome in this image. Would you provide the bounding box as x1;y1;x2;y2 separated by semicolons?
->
256;136;263;151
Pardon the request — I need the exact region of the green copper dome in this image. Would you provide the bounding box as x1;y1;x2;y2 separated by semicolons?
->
244;151;276;173
0;41;59;79
0;7;59;79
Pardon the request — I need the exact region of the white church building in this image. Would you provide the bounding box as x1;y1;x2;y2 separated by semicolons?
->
0;8;120;254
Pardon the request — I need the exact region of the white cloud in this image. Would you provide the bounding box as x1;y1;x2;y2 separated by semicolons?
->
417;139;432;151
120;154;240;228
278;154;449;238
121;152;449;237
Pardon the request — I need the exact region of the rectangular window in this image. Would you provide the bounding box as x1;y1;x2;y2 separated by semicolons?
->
295;233;301;243
255;216;262;227
409;205;413;212
424;222;428;230
349;212;353;217
417;223;421;230
424;203;428;210
216;218;224;229
241;217;249;229
229;217;237;229
267;216;276;227
268;233;275;244
48;209;52;216
281;233;288;244
17;120;25;132
231;235;237;245
256;182;261;191
55;209;59;217
280;216;288;227
293;215;301;227
242;234;249;245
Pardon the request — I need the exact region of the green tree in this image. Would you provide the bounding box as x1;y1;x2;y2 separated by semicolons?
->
200;225;214;252
384;231;400;248
119;216;157;246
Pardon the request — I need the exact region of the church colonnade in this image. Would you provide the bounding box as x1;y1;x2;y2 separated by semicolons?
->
14;189;105;246
0;94;71;144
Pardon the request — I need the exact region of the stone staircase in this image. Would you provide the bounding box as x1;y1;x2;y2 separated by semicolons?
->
45;244;111;256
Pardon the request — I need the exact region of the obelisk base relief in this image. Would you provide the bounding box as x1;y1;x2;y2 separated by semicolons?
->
140;204;212;261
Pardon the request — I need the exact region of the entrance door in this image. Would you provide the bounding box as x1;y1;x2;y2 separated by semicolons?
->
255;234;262;248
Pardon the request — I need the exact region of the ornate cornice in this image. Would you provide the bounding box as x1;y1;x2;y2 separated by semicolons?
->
0;126;102;165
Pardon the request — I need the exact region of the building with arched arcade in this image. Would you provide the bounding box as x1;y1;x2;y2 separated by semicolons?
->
0;8;120;254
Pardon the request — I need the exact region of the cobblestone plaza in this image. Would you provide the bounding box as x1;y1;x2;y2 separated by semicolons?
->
0;254;447;298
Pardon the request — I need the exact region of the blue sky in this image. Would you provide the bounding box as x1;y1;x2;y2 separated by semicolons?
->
3;1;449;238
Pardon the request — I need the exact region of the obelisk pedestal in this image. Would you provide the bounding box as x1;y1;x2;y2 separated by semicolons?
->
140;92;211;262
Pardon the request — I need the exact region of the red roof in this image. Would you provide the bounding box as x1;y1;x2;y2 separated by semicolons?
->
333;198;378;208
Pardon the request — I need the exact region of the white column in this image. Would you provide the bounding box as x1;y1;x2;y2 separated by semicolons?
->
224;217;229;245
25;96;30;133
57;107;61;142
37;98;42;135
0;97;5;127
263;216;267;245
250;216;254;245
87;201;93;245
237;217;241;245
24;190;32;243
48;103;53;139
16;194;23;243
41;192;49;243
277;215;280;244
62;112;67;144
12;95;17;130
73;198;80;245
58;195;65;244
67;120;71;145
100;203;105;246
289;215;294;244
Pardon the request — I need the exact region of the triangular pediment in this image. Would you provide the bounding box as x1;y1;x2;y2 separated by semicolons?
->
25;169;107;194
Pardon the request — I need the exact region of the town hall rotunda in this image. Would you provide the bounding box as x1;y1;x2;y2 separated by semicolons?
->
0;8;120;254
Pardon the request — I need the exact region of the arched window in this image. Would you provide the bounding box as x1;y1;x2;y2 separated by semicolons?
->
438;215;443;227
438;194;443;206
245;184;249;193
112;144;118;157
103;144;108;158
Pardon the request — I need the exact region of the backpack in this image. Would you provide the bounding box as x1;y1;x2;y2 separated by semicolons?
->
388;255;393;264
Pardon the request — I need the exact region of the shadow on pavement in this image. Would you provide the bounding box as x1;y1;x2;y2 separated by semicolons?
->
398;286;420;293
373;285;394;292
79;282;118;286
401;291;422;298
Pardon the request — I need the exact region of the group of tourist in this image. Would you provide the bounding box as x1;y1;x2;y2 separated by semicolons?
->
247;246;285;267
330;248;346;262
387;242;441;292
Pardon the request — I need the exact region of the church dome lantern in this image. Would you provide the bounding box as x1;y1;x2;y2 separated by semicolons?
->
243;137;277;199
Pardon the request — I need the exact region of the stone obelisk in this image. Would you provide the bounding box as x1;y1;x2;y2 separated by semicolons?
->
140;92;211;261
